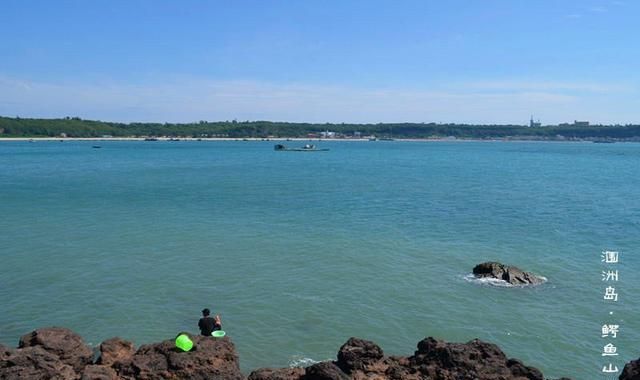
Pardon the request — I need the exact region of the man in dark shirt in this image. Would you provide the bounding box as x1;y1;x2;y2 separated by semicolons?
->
198;308;222;336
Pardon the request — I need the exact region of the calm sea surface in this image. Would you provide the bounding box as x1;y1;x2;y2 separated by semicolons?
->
1;140;638;378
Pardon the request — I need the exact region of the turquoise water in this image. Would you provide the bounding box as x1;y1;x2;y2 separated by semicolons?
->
1;140;638;379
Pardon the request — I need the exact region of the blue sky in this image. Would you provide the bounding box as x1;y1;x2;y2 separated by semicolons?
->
0;0;638;124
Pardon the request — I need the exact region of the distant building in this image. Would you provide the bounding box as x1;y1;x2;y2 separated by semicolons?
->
529;116;542;128
320;131;336;138
558;120;590;127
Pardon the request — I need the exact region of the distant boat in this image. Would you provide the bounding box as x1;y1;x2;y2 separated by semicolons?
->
593;140;615;144
92;145;102;149
144;137;158;141
274;143;329;152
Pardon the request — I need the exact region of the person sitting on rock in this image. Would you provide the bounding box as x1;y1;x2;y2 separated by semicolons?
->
198;308;222;336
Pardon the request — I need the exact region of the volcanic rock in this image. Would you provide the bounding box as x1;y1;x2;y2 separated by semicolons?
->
248;336;556;380
0;344;13;361
247;367;306;380
336;337;384;373
411;337;544;379
620;357;640;380
114;334;243;380
304;361;349;380
473;262;545;285
0;345;77;380
18;327;94;372
81;364;119;380
97;337;135;367
1;326;575;380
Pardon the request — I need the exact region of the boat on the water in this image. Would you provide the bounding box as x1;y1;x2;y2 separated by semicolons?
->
274;143;329;152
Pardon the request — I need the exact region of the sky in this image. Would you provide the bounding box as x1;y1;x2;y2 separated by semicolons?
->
0;0;638;124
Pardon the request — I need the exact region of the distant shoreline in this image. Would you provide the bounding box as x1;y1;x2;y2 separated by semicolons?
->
2;116;639;141
0;136;623;143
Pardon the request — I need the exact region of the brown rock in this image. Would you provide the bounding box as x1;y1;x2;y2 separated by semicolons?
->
98;338;135;366
248;367;305;380
0;345;77;380
2;327;574;380
115;334;243;380
473;262;545;285
114;340;170;379
411;337;544;380
19;327;93;372
383;357;420;380
336;337;384;373
0;344;13;361
81;364;120;380
304;361;349;380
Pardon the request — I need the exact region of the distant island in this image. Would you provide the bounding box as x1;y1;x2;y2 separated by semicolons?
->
1;116;639;141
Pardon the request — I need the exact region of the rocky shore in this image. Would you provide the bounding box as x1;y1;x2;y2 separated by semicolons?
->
1;327;637;379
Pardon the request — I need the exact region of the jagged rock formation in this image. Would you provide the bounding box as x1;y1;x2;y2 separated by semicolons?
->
18;326;94;373
0;327;578;379
97;337;135;366
250;336;556;380
0;327;242;380
472;262;545;285
620;357;640;380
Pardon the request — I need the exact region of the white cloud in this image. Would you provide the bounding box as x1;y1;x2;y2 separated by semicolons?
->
0;75;636;125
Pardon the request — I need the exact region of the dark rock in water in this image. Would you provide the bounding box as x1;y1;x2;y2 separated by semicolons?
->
18;327;94;372
0;345;77;380
115;334;243;380
620;357;640;380
97;337;135;366
248;367;306;380
336;337;384;373
473;262;545;285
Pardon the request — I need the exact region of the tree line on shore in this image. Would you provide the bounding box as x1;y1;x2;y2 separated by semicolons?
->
2;116;640;140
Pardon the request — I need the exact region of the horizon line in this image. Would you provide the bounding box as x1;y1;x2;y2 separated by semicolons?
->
2;115;635;127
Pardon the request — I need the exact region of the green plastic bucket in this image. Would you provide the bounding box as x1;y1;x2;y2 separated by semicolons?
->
175;334;193;351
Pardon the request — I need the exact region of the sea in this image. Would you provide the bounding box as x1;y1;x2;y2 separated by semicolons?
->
0;139;638;379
